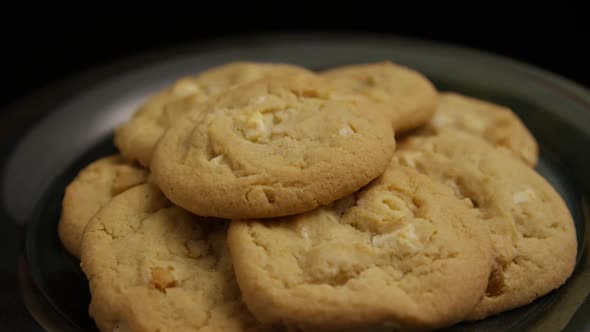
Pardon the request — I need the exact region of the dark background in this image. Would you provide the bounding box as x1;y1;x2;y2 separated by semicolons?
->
1;11;588;109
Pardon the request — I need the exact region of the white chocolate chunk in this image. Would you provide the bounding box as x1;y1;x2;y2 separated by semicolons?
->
172;80;200;97
209;154;225;165
513;188;537;204
299;227;309;239
339;124;354;136
240;112;272;142
254;95;267;104
372;223;422;252
460;113;487;133
430;112;454;128
397;151;423;168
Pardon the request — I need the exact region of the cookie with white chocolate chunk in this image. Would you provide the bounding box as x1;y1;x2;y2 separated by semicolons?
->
416;92;538;166
397;131;576;320
321;61;438;134
151;73;395;219
115;62;313;167
80;184;274;332
227;163;493;331
58;155;147;258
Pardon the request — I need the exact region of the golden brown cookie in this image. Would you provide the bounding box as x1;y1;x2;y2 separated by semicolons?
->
227;164;492;331
80;184;273;332
397;131;577;320
417;92;538;166
321;61;438;133
58;155;147;258
115;62;312;167
151;74;395;219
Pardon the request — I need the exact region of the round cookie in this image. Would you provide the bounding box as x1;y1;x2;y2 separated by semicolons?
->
397;131;577;320
417;92;539;166
227;164;493;331
151;74;395;219
58;155;147;258
321;61;438;133
115;62;312;167
80;184;272;332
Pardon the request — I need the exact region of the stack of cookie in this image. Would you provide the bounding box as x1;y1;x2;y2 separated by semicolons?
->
58;61;577;331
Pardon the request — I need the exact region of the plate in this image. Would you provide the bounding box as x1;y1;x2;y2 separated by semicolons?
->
1;34;588;331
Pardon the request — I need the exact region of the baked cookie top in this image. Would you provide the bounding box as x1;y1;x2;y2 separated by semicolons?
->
321;61;438;133
115;62;311;166
397;131;577;320
58;155;147;258
80;184;271;332
151;74;395;219
227;164;492;331
417;92;538;166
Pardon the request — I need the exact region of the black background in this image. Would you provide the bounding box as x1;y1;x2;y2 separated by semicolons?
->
1;10;588;109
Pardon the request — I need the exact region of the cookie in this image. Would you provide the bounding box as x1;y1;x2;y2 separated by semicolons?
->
397;131;577;320
321;61;438;133
151;74;395;219
80;184;272;332
227;164;493;331
58;155;147;258
115;62;312;167
416;92;538;166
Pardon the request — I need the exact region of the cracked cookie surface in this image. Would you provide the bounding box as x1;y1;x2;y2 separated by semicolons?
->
115;62;312;167
397;131;576;320
151;74;395;219
58;155;147;258
416;93;538;166
80;184;273;332
321;61;438;134
227;164;492;331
